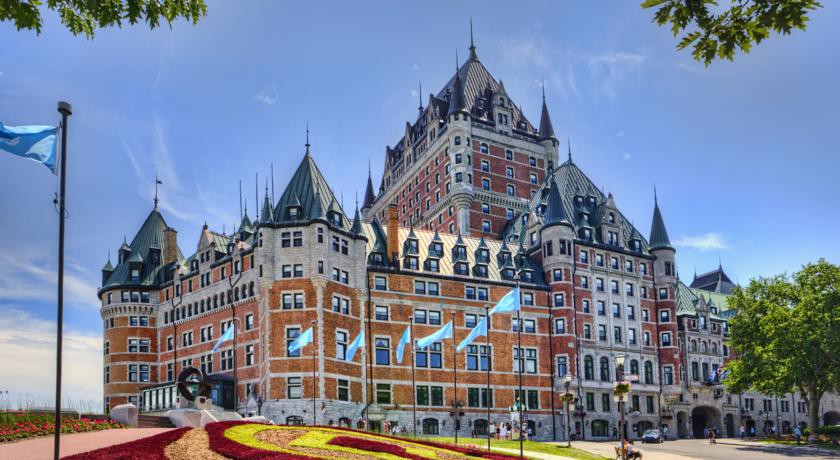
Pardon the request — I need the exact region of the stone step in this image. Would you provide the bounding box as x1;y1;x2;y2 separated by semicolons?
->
138;414;175;428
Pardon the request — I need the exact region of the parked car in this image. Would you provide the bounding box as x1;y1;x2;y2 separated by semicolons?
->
642;429;664;443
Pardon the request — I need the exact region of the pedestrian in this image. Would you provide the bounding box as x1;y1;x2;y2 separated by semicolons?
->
793;425;802;445
613;425;619;440
709;427;716;445
500;423;507;440
750;425;755;437
740;424;745;439
490;421;496;439
703;427;708;440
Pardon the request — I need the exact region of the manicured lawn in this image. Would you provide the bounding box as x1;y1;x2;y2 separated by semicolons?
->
761;439;839;450
431;437;610;459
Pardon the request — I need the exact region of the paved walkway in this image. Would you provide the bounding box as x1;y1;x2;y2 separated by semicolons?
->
563;439;840;460
0;428;174;459
493;446;578;459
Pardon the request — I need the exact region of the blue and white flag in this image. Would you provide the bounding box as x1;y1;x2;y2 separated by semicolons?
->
456;316;488;352
212;323;235;353
396;327;411;364
344;330;365;362
288;327;314;354
489;286;521;316
0;123;58;173
416;321;453;350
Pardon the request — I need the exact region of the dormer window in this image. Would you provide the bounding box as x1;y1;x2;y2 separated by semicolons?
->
521;270;534;283
150;250;160;265
498;252;511;266
474;264;488;278
408;239;418;253
608;212;615;224
130;269;140;282
427;259;439;272
453;246;466;258
502;268;516;280
430;242;443;257
288;207;299;220
476;249;489;264
454;262;469;275
330;212;342;227
405;256;419;270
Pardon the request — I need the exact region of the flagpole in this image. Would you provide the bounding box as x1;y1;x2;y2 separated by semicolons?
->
484;305;491;452
452;312;458;445
410;318;417;438
311;320;317;426
516;283;523;458
53;101;71;460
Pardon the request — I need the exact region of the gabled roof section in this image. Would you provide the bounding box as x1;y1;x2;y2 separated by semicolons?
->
102;206;181;290
502;160;650;254
273;151;350;231
690;265;736;294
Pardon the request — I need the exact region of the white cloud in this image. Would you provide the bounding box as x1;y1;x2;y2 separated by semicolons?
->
623;152;631;160
585;51;647;101
411;64;419;71
254;83;279;107
0;306;102;411
675;233;728;251
0;70;5;77
0;249;99;310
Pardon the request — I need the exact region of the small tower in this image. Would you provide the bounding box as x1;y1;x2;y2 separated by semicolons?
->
447;54;475;235
540;178;575;266
649;188;676;280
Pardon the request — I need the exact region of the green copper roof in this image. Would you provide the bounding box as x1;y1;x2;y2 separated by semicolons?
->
274;151;348;230
543;178;571;228
102;206;182;290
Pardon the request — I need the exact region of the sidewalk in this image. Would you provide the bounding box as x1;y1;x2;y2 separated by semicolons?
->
0;428;174;459
552;441;701;460
493;446;584;459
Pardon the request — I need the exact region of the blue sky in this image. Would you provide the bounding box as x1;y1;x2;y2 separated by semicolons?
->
1;1;838;405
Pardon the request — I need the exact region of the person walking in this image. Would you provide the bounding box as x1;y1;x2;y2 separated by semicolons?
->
740;424;745;439
793;425;802;445
709;427;717;445
612;425;619;440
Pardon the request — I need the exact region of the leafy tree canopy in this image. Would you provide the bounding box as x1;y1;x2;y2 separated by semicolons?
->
725;259;840;429
1;0;207;39
642;0;822;65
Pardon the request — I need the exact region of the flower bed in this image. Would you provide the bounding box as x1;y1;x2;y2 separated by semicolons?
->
0;411;124;443
63;427;191;460
205;421;519;459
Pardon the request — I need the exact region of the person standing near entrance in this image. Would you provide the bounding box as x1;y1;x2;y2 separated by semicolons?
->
740;424;745;438
793;425;802;445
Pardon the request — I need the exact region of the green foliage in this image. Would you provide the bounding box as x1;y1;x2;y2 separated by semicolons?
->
817;425;840;436
724;259;840;426
641;0;822;65
0;0;207;39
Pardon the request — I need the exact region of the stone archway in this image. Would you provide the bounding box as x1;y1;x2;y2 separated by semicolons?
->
676;411;689;439
824;411;840;426
691;406;722;439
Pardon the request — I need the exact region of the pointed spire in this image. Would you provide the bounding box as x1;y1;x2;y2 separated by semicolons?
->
261;181;274;224
468;18;478;61
649;188;673;251
153;172;162;209
418;81;423;113
103;251;114;272
567;138;573;163
351;201;364;236
447;53;468;117
543;179;572;228
362;165;376;210
538;82;557;142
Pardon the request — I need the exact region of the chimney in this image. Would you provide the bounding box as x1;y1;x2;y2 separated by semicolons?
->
387;202;399;267
163;227;178;266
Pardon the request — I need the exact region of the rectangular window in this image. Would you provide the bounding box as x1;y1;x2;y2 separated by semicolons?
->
514;347;537;374
245;344;254;366
220;349;233;371
375;305;389;321
335;330;348;360
337;379;350;401
376;384;391;404
465;344;491;371
375;338;390;365
287;328;301;357
287;377;302;399
554;318;566;334
428;310;441;325
374;276;387;290
414;280;426;295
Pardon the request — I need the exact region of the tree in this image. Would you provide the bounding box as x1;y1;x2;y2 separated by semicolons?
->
724;259;840;432
1;0;207;39
641;0;822;65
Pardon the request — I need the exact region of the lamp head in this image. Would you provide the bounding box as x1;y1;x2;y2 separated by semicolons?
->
615;352;626;367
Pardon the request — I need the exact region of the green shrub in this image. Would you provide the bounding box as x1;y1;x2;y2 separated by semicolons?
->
816;425;840;436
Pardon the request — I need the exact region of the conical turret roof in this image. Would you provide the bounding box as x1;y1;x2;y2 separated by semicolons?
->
649;195;673;250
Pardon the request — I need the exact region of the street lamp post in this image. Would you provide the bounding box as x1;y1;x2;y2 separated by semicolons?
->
563;374;574;448
614;353;627;460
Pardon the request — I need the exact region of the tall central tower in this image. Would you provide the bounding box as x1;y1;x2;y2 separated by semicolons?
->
362;31;559;238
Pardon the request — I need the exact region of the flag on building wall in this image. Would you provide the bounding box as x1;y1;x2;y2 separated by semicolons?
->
0;122;59;173
396;327;411;363
416;321;453;349
456;316;487;352
489;286;520;316
289;327;313;354
212;323;235;353
344;330;365;362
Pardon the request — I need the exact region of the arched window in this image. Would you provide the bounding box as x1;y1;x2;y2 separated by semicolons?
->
473;419;488;436
220;292;225;306
644;361;654;384
691;340;698;352
701;342;708;353
213;295;218;308
235;288;240;301
285;416;304;426
630;359;639;376
249;281;255;297
422;418;439;435
584;356;594;380
599;357;610;382
711;343;718;354
241;285;247;299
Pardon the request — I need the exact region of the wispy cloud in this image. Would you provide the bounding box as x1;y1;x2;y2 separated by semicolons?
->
675;233;728;251
500;34;646;102
0;249;99;310
0;70;4;77
623;151;632;160
254;83;279;106
0;306;102;410
411;64;419;71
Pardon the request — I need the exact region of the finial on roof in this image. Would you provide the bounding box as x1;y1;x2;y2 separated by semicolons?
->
153;172;162;209
567;138;572;162
305;121;311;156
418;81;423;113
203;221;208;229
469;18;478;61
654;184;658;204
455;49;459;71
